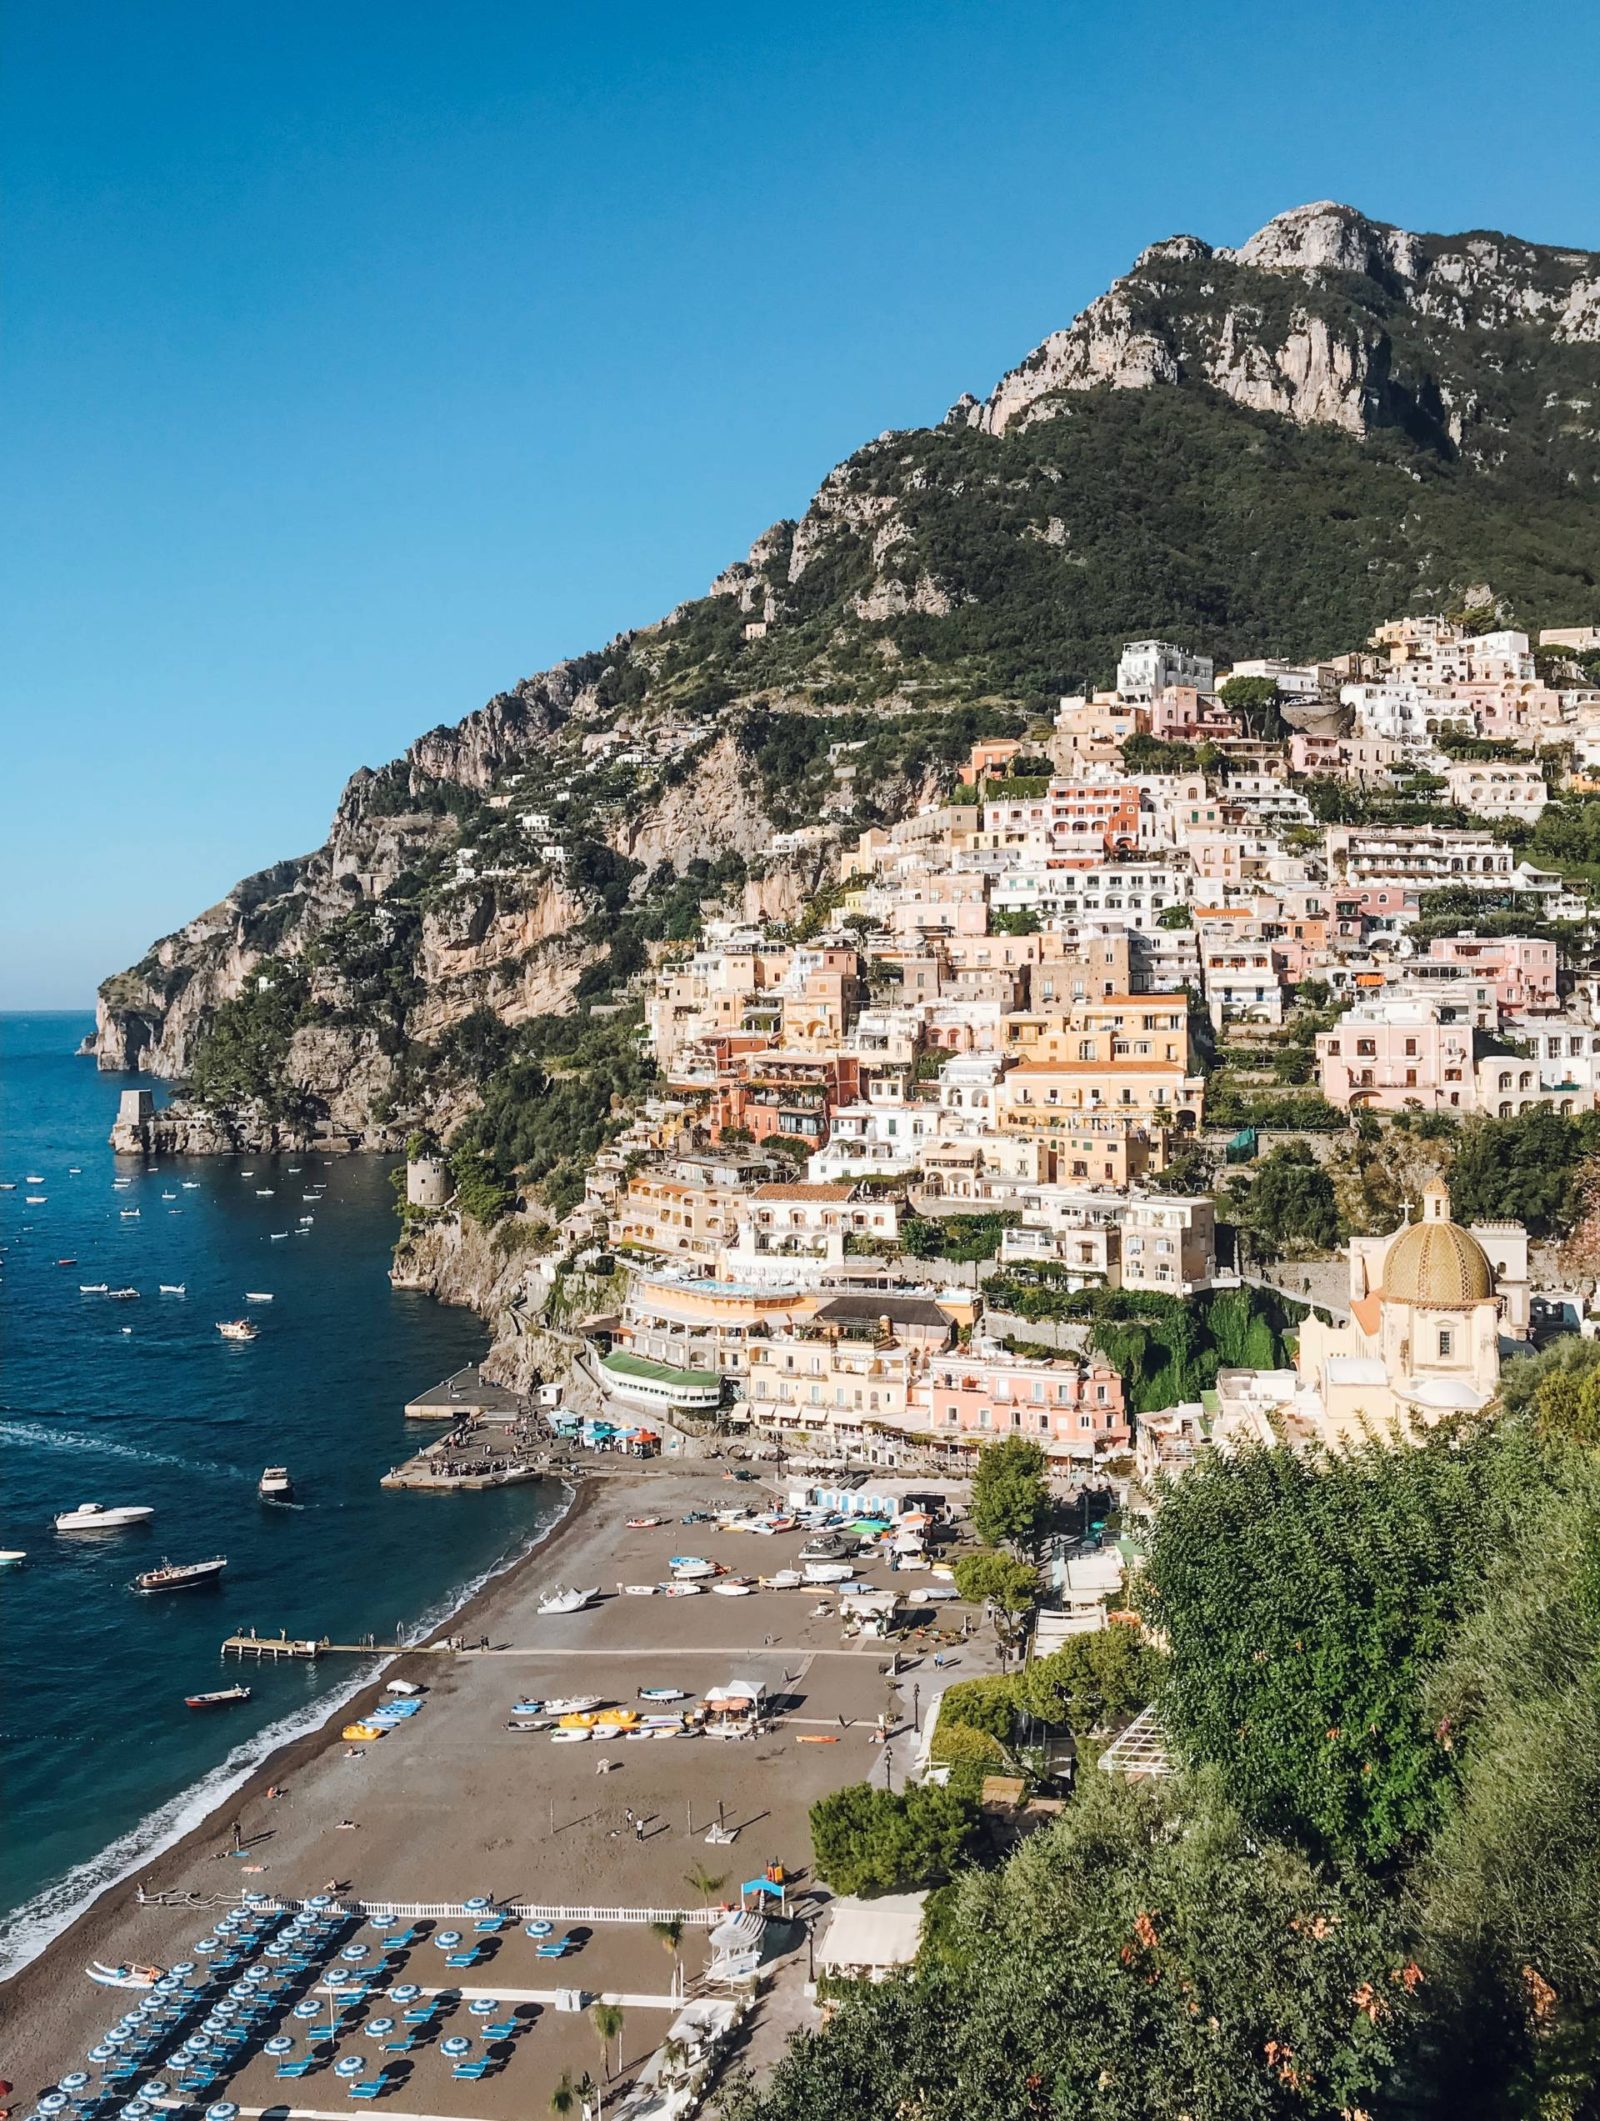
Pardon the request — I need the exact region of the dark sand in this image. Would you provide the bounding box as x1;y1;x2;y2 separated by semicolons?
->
1;1470;975;2110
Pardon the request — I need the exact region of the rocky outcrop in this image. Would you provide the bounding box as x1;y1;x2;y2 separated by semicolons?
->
970;201;1600;444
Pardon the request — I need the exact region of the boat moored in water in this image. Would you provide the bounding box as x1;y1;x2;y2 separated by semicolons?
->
217;1318;259;1341
132;1555;227;1594
158;1283;186;1296
185;1685;251;1709
0;1550;26;1568
55;1502;155;1532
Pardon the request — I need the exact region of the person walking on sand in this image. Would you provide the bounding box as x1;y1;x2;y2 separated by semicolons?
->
230;1817;243;1854
634;1815;645;1841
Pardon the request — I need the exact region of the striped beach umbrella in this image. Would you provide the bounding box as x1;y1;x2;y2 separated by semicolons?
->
468;1998;497;2017
440;2035;471;2059
307;1894;333;1911
340;1943;369;1961
433;1929;462;1949
191;1938;217;1954
367;1912;397;1930
464;1896;491;1912
324;1967;350;1988
264;1941;290;1957
263;2038;293;2058
36;2095;68;2114
135;2085;168;2103
525;1920;553;1937
333;2058;364;2081
292;2000;321;2020
57;2078;90;2096
390;1983;420;2003
169;1963;196;1977
118;2103;151;2121
86;2048;115;2066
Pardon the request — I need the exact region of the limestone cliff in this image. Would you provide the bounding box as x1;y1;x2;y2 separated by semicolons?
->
97;199;1600;1154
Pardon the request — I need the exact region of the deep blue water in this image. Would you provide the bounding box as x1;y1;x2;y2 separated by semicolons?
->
0;1013;561;1971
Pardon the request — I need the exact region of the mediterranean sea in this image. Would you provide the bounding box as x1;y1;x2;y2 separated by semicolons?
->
0;1011;562;1974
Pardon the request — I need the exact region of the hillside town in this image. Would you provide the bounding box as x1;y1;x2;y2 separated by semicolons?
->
399;608;1600;1499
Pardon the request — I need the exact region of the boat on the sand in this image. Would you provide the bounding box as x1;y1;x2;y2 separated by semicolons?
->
543;1694;604;1715
87;1961;164;1989
638;1686;689;1702
537;1584;598;1615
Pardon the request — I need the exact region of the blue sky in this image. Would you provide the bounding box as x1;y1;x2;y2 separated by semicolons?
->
5;0;1599;1007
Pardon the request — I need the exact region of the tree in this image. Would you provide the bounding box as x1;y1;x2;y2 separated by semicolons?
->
1234;1140;1341;1257
683;1864;727;1907
651;1916;685;1992
591;2000;624;2091
1011;1626;1159;1731
1448;1106;1600;1236
1143;1426;1547;1868
549;2072;578;2119
952;1550;1040;1625
732;1772;1414;2121
969;1437;1052;1555
809;1782;979;1896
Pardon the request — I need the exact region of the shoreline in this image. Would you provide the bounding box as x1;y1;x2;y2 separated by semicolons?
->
0;1474;596;2009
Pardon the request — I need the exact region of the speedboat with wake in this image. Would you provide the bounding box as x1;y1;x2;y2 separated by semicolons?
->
132;1555;227;1594
258;1465;294;1501
0;1550;26;1568
55;1502;154;1532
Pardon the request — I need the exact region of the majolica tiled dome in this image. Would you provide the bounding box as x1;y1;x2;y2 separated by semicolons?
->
1383;1189;1494;1309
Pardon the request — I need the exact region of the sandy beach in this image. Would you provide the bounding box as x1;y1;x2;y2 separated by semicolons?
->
0;1466;976;2109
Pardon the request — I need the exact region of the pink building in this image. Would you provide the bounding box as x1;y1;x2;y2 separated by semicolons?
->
1423;935;1558;1014
1149;686;1241;744
1317;999;1476;1112
915;1351;1128;1460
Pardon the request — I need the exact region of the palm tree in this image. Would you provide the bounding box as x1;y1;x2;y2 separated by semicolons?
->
651;1915;685;1994
550;2072;578;2119
683;1863;727;1907
591;2000;624;2091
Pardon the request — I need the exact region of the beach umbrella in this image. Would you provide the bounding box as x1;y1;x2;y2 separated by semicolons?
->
464;1895;491;1912
37;2094;69;2114
206;2103;239;2121
433;1930;462;1950
333;2058;364;2081
118;2103;151;2121
181;2037;210;2055
340;1943;369;1961
264;1941;290;1958
86;2049;115;2066
390;1983;420;2003
292;1999;321;2020
468;1998;497;2018
170;1963;195;1977
307;1893;333;1911
242;1889;268;1905
136;2086;168;2104
525;1921;553;1937
192;1938;217;1955
367;1913;397;1930
365;2018;394;2038
57;2079;90;2097
324;1967;350;1988
440;2036;471;2059
263;2038;293;2058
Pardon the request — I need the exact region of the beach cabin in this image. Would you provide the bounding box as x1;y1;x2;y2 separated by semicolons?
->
702;1679;765;1737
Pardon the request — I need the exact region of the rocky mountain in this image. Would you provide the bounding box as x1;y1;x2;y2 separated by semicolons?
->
96;201;1600;1152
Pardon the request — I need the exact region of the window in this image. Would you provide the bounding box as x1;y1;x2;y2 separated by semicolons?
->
1437;1328;1453;1358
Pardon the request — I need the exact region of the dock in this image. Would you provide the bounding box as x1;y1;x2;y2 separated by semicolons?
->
220;1631;469;1661
403;1362;528;1421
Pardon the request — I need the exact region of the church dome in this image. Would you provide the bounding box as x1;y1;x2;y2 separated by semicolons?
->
1382;1186;1495;1309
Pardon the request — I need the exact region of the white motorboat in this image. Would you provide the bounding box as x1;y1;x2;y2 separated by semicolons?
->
158;1283;186;1296
25;1175;44;1185
79;1282;109;1294
622;1583;659;1596
537;1585;599;1615
544;1694;604;1715
638;1686;689;1702
55;1502;155;1532
0;1182;13;1191
181;1181;201;1190
112;1179;132;1189
107;1287;139;1300
669;1556;716;1579
119;1208;139;1219
27;1195;47;1205
269;1232;287;1241
255;1189;274;1197
160;1191;177;1201
244;1291;274;1303
0;1550;26;1568
258;1466;294;1501
550;1727;590;1743
217;1318;259;1341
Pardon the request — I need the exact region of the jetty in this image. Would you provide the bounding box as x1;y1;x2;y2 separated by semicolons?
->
220;1630;471;1661
403;1361;527;1420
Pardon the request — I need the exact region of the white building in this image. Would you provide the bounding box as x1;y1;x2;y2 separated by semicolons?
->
1117;640;1215;701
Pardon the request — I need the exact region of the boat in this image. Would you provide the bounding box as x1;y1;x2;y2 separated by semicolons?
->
25;1175;44;1184
79;1282;109;1294
537;1585;598;1615
0;1182;13;1191
27;1196;48;1205
511;1699;545;1715
625;1516;662;1528
550;1727;590;1743
543;1694;604;1715
107;1287;139;1300
185;1685;251;1709
669;1556;716;1579
298;1215;314;1225
159;1283;186;1296
55;1257;77;1267
217;1319;259;1341
763;1568;805;1591
255;1189;275;1197
342;1722;385;1742
258;1466;293;1501
269;1232;287;1241
87;1962;164;1990
622;1583;658;1596
119;1208;139;1218
244;1291;273;1303
0;1550;26;1567
638;1686;690;1702
161;1191;177;1201
133;1555;227;1594
240;1170;254;1177
712;1580;754;1597
112;1178;132;1189
69;1167;81;1174
661;1581;705;1597
55;1502;155;1532
507;1718;550;1732
181;1181;200;1190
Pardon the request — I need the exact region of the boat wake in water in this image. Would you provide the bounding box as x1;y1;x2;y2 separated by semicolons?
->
0;1420;251;1485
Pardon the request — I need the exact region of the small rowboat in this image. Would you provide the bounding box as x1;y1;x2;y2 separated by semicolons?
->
550;1727;590;1744
625;1516;662;1528
622;1584;658;1596
87;1961;164;1989
638;1687;689;1702
186;1685;251;1709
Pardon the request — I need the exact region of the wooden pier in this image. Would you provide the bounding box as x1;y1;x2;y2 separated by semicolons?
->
220;1631;469;1661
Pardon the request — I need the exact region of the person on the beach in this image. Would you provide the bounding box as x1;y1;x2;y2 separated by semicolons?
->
230;1818;242;1852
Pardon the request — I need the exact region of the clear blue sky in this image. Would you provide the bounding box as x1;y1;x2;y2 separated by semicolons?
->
5;0;1598;1007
